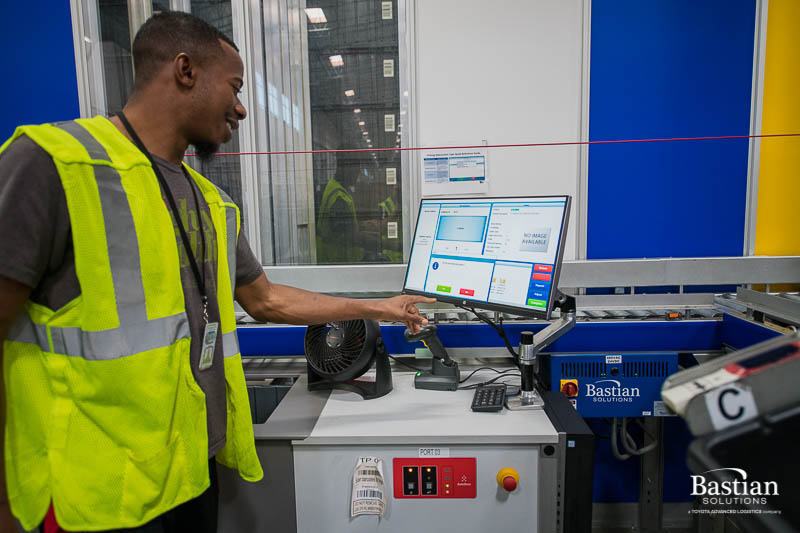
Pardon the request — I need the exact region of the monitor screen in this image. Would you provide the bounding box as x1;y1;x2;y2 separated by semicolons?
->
402;195;571;319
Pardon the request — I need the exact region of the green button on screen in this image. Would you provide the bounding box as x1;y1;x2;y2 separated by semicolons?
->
436;285;452;293
527;299;546;308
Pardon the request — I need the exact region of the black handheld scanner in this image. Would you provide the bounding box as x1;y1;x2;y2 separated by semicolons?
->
404;325;454;366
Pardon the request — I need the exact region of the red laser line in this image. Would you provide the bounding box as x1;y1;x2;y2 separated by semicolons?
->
185;133;800;157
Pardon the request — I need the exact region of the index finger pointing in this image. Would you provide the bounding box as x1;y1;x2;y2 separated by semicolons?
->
407;296;436;304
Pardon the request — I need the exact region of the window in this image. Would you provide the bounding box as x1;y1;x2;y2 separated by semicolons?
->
77;0;410;276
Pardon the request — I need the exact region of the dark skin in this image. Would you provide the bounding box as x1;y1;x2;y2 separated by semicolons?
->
0;40;433;529
0;276;30;532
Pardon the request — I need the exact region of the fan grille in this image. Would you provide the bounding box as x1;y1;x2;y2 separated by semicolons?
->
305;320;368;376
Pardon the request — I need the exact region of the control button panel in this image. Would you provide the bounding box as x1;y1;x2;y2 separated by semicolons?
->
393;458;476;499
402;466;419;496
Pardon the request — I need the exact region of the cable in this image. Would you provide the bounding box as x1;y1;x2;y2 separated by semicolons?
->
610;418;658;460
188;133;800;158
458;366;520;384
610;418;631;461
457;305;553;393
387;354;424;372
458;370;521;390
620;418;658;456
457;305;519;360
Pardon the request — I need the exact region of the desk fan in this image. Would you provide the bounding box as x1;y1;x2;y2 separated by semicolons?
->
304;319;393;399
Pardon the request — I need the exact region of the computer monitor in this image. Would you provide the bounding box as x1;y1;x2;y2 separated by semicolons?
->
403;195;571;320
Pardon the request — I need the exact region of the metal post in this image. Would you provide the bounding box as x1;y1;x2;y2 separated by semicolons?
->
638;417;664;532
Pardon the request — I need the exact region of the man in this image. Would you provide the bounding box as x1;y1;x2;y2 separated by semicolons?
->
0;12;432;533
316;159;382;263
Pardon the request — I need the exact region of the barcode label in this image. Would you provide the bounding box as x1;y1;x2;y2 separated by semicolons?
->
352;456;385;517
387;222;398;239
381;1;392;19
386;167;397;184
383;59;395;77
384;114;395;132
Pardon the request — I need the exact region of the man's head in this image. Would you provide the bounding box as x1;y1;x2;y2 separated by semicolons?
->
131;12;246;161
335;157;361;189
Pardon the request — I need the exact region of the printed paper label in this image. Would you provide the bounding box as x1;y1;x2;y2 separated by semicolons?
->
383;59;395;78
351;457;386;517
381;1;393;19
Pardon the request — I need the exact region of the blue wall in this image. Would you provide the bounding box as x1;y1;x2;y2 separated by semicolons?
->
0;3;80;142
588;0;756;259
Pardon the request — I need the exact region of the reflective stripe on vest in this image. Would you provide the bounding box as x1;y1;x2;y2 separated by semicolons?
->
217;188;240;359
11;121;195;360
9;312;189;360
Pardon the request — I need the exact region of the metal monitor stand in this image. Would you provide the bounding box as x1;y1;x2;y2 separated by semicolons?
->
506;292;576;411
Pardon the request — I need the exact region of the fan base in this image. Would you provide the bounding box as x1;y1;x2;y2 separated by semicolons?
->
307;345;393;400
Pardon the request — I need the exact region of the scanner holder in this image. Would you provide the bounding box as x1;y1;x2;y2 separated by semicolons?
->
404;325;460;391
506;291;576;410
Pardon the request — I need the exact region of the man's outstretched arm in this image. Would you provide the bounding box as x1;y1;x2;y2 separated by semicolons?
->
234;273;435;333
0;275;32;532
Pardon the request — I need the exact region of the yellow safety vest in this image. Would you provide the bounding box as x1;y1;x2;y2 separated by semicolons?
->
378;196;403;262
379;196;396;217
0;116;262;531
316;177;364;263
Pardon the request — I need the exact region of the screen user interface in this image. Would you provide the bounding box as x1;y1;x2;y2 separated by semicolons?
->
404;196;568;315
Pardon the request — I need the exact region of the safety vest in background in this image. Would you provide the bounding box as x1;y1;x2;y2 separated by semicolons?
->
378;196;396;218
0;116;262;531
378;196;403;263
316;177;364;263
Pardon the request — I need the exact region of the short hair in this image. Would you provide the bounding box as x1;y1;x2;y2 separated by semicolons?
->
132;11;239;88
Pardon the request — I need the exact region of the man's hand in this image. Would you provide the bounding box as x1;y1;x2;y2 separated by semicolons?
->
373;295;436;334
236;274;437;331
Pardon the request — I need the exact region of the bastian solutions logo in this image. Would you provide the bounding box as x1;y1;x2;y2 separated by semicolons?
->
689;467;781;516
585;379;640;403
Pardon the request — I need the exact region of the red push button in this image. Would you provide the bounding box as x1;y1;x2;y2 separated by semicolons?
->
497;467;519;492
532;273;551;281
459;288;475;296
560;379;579;398
534;264;553;272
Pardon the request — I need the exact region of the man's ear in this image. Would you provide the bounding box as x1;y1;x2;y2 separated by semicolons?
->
174;53;196;88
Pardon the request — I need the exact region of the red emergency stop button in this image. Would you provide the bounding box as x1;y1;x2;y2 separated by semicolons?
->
496;467;519;492
560;379;578;398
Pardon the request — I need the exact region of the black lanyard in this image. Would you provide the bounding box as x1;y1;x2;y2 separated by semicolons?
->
116;112;210;320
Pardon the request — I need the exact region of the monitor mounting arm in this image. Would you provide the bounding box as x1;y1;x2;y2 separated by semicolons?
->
507;291;576;410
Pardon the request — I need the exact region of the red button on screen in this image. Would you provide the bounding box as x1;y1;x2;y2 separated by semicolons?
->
532;273;551;281
534;264;553;272
459;288;475;296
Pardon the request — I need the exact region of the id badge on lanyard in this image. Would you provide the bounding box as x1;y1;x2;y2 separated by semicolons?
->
199;297;219;371
199;322;219;370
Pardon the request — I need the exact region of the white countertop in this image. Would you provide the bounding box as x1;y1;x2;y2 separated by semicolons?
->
297;371;559;445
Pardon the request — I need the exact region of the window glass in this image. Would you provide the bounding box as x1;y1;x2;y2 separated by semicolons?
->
90;0;407;267
97;0;134;115
185;1;246;218
306;0;404;265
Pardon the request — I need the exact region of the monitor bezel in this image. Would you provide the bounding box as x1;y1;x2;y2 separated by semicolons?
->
401;194;571;320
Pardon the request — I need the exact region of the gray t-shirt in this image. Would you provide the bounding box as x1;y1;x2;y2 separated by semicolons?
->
0;135;263;458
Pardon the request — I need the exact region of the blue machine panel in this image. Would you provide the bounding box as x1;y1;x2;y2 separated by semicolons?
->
550;353;678;418
0;3;80;141
588;0;755;259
